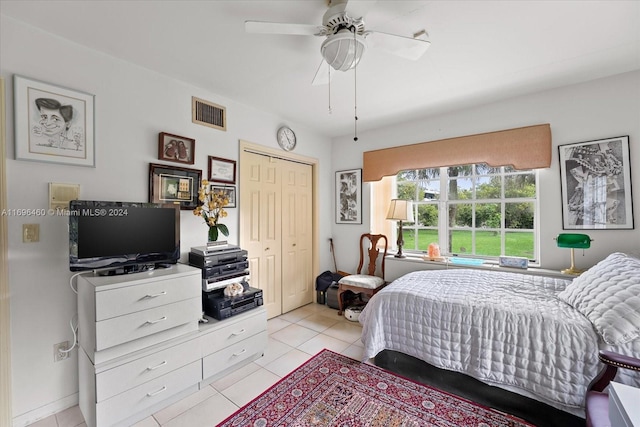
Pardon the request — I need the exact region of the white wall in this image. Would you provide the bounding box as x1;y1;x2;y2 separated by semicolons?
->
331;70;640;274
0;15;334;424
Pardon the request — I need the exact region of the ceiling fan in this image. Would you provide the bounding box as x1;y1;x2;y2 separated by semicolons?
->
245;0;431;85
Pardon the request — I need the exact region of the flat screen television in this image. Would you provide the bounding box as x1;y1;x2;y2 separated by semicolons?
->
69;200;180;273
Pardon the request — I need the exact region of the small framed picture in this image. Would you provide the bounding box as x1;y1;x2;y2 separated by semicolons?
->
558;135;634;229
149;163;201;210
336;168;362;224
211;185;236;208
208;156;236;184
158;132;195;164
13;75;95;167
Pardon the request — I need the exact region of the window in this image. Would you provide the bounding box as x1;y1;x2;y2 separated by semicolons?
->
382;164;538;261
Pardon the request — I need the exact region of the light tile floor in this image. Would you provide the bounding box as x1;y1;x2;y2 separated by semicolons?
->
27;303;364;427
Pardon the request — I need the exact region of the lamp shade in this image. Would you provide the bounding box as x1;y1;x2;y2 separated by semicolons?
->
556;233;591;249
321;29;367;72
386;199;414;222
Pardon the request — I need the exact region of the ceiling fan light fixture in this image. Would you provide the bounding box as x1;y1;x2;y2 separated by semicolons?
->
321;29;367;72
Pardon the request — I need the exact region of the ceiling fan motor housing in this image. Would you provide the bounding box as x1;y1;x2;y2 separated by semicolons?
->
321;29;367;71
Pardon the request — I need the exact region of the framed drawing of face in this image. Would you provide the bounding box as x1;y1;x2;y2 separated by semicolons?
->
14;75;95;167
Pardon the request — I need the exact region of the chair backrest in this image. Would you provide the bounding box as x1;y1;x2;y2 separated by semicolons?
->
356;233;388;279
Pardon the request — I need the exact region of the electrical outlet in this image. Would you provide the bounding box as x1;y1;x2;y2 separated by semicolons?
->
54;341;69;362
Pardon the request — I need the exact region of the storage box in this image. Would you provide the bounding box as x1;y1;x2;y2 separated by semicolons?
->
499;256;529;269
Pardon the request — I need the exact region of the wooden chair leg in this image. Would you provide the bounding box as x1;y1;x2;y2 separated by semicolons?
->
337;287;344;315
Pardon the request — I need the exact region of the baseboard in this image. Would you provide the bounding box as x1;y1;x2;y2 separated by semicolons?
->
12;393;79;427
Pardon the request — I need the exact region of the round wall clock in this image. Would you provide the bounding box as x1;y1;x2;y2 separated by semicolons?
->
276;126;297;151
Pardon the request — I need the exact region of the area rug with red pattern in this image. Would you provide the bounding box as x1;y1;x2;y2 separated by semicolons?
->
217;349;535;427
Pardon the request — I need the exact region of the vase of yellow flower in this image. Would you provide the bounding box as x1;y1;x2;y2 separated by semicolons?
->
193;179;230;243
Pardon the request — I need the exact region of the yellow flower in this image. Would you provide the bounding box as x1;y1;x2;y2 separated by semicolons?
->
194;181;231;241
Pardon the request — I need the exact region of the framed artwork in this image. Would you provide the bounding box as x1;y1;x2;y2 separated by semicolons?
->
208;156;236;184
336;168;362;224
559;135;633;229
158;132;195;164
13;75;95;167
149;163;201;210
211;184;236;208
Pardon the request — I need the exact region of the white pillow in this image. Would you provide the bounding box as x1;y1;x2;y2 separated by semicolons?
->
557;252;640;345
338;274;385;290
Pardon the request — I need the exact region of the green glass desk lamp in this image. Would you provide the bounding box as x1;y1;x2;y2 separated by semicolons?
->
555;233;592;275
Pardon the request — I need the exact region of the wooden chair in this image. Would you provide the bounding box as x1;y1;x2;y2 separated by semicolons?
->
585;350;640;427
337;233;388;315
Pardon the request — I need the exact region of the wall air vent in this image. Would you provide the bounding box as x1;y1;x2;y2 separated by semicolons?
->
192;97;226;131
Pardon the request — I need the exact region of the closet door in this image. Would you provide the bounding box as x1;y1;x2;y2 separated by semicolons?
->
241;152;282;319
281;161;313;313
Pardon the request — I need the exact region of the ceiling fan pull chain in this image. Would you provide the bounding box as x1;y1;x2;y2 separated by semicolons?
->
353;28;358;142
328;63;332;114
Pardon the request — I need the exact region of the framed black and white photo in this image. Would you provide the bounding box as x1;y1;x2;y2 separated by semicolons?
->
211;185;236;208
336;168;362;224
14;75;95;167
149;163;201;210
559;135;633;229
208;156;236;184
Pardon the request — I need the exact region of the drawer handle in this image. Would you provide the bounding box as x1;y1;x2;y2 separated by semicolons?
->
146;386;167;397
231;328;246;336
146;360;167;371
144;291;167;299
145;316;167;325
232;349;246;357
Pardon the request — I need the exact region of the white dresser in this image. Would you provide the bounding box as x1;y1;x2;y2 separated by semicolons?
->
200;308;268;384
77;264;267;427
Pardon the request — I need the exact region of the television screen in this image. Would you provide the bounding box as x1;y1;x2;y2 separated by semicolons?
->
69;200;180;272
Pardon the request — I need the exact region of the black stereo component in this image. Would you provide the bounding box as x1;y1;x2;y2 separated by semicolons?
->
202;287;263;320
189;249;247;268
201;260;249;279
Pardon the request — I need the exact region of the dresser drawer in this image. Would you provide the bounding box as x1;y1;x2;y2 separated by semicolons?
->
96;337;201;402
95;297;200;351
202;330;267;380
95;360;201;427
95;274;200;321
201;310;267;356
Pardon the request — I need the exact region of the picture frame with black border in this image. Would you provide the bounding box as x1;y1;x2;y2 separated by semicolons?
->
558;135;633;229
335;168;362;224
211;184;236;208
149;163;201;210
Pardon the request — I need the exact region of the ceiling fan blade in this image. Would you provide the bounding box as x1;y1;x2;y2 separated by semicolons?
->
312;60;333;86
342;0;378;20
245;21;325;36
365;30;431;61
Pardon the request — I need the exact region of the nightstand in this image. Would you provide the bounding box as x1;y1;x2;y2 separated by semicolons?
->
609;382;640;427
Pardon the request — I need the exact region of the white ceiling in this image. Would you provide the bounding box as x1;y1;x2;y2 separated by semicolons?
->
2;1;639;138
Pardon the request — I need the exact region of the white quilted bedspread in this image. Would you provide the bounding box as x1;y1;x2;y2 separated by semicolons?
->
359;268;640;412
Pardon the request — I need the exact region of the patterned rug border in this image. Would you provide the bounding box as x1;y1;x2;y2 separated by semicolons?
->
217;348;536;426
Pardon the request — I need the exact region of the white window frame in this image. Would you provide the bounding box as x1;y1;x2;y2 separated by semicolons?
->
385;165;540;262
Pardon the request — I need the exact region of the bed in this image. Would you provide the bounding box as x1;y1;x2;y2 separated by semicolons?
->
359;252;640;416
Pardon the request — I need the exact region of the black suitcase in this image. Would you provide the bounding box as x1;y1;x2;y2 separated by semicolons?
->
315;270;343;305
326;283;358;310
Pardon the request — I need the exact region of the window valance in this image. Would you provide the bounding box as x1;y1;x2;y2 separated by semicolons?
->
362;124;551;182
